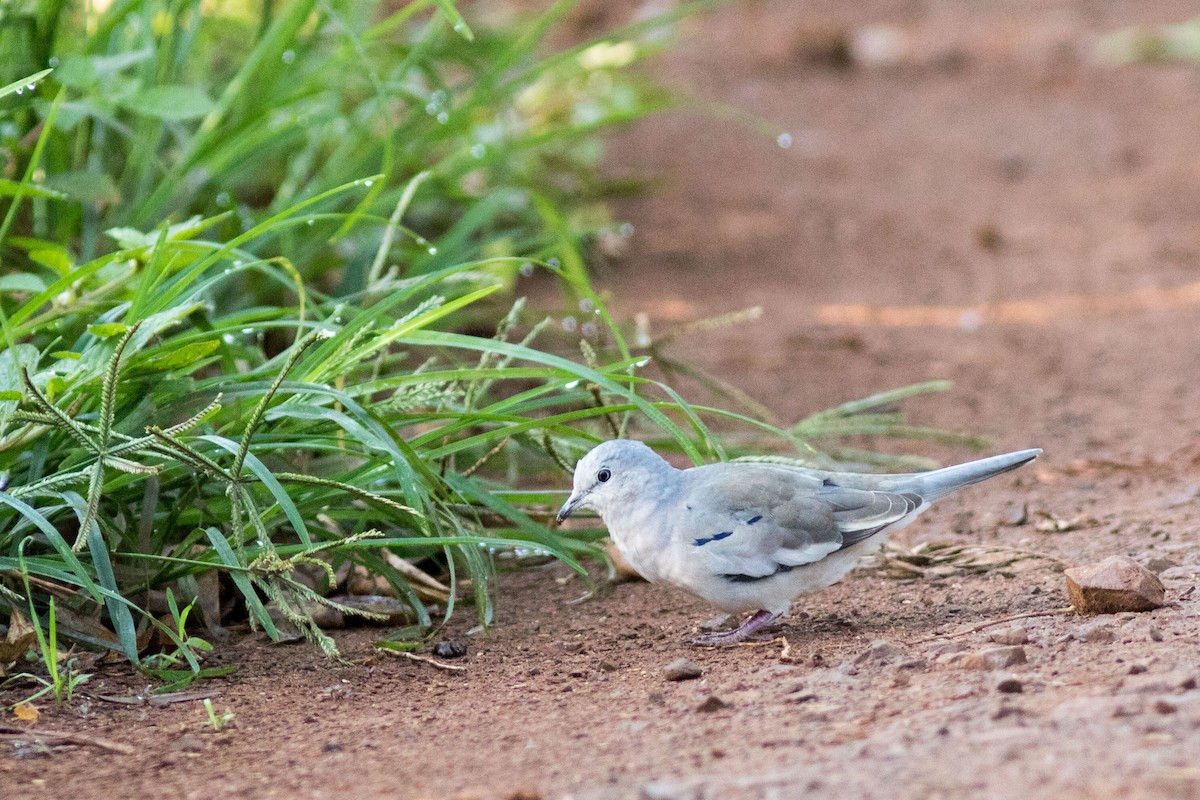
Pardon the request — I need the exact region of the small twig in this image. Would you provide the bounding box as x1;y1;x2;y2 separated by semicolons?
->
378;648;466;672
0;726;135;754
909;606;1075;645
93;690;220;707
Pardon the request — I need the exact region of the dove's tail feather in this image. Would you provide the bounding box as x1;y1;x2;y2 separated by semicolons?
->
910;448;1042;502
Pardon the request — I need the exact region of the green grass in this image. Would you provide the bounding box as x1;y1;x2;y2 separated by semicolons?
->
0;0;980;689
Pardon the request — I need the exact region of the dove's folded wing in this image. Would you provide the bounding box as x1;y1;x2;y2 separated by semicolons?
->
680;466;923;580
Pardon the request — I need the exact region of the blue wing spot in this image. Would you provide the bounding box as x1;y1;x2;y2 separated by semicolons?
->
746;515;762;525
693;531;734;547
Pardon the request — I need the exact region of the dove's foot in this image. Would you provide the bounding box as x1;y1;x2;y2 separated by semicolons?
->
690;610;781;647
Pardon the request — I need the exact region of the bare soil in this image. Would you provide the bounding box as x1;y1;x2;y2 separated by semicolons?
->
8;2;1200;798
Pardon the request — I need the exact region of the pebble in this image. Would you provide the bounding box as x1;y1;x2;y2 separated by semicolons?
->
663;658;702;682
1076;619;1116;643
1064;555;1166;614
1149;625;1164;642
987;626;1029;646
951;645;1027;671
169;734;206;753
1143;556;1178;575
997;677;1024;694
853;639;907;665
695;695;730;713
1153;699;1177;715
1119;669;1197;694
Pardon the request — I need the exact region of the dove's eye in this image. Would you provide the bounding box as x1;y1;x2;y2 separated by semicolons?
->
596;468;611;483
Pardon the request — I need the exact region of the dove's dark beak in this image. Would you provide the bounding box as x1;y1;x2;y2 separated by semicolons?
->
556;492;583;524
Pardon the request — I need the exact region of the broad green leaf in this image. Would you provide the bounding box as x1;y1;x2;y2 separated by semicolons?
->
0;344;38;430
28;246;73;275
42;170;121;205
122;86;215;121
0;274;46;293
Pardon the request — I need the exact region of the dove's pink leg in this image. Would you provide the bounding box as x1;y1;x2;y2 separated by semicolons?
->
690;610;781;647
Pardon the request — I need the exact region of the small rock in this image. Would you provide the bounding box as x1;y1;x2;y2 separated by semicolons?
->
695;695;730;713
698;614;732;632
1148;625;1164;642
555;640;585;655
1002;503;1028;527
987;626;1029;646
170;734;205;753
663;658;702;682
952;646;1027;671
1076;620;1116;643
1143;556;1178;575
1129;663;1149;675
854;639;907;665
1119;669;1197;694
1153;699;1177;715
433;640;467;659
997;678;1024;694
1065;555;1166;614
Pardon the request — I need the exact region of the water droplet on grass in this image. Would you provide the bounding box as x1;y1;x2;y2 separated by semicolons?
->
216;192;231;207
547;257;560;267
241;328;255;335
777;132;794;149
519;263;534;277
48;57;59;67
470;143;485;159
564;380;580;389
436;111;449;124
578;298;593;313
619;222;634;237
363;179;373;187
581;322;598;338
561;316;577;332
427;246;438;255
634;357;650;367
306;218;315;226
281;49;296;64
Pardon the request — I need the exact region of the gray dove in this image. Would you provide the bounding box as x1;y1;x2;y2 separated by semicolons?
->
556;440;1041;646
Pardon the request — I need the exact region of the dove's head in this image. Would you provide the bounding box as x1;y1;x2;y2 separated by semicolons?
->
556;439;673;523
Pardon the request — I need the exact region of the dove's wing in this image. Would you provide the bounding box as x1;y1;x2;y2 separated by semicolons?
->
677;464;923;581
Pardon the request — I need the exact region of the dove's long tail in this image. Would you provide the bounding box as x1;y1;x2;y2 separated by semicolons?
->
908;448;1042;502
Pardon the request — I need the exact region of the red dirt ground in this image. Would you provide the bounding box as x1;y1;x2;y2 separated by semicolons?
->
7;2;1200;798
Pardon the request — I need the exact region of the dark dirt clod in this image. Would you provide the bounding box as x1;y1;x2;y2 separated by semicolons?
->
434;640;467;659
